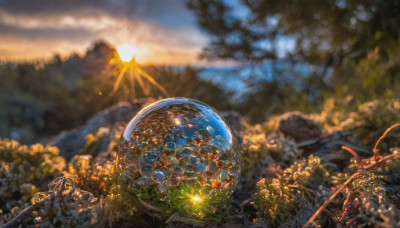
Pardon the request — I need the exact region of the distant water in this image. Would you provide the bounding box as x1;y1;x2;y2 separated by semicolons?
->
197;62;310;100
199;65;271;95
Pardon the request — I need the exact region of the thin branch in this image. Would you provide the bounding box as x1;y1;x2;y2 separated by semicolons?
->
165;212;206;225
2;194;55;228
2;177;80;228
373;123;400;160
338;188;351;223
302;171;361;228
363;153;397;170
303;123;400;227
303;152;398;228
342;146;361;165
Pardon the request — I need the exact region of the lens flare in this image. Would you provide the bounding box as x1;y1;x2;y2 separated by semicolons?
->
117;44;134;62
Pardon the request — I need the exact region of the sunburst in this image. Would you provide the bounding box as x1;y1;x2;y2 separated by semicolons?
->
109;44;168;98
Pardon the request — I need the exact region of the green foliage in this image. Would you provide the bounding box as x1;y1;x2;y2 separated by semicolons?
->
252;155;329;226
335;39;400;103
188;0;400;64
239;81;319;123
253;178;294;225
0;42;116;142
187;0;400;122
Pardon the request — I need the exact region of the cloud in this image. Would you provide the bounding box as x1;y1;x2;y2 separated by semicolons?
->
0;8;119;31
0;0;206;64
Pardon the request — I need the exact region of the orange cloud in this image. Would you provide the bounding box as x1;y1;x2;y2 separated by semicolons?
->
0;0;207;65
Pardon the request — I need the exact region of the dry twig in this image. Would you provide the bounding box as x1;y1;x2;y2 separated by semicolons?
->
302;123;400;228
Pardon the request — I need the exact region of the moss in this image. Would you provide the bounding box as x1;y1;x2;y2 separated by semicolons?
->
80;127;110;155
319;98;400;146
108;181;229;221
252;155;329;226
0;139;66;206
63;129;118;196
241;126;298;173
3;108;400;227
64;154;113;196
106;183;141;222
166;184;229;219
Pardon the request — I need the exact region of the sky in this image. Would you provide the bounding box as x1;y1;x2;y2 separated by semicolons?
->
0;0;208;65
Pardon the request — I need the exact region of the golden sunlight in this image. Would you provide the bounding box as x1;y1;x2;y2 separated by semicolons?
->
191;195;203;203
117;44;135;62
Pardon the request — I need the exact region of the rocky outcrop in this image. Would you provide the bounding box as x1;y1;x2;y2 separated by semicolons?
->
49;98;156;160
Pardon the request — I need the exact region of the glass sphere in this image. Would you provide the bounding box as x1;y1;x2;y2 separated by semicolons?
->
117;98;241;217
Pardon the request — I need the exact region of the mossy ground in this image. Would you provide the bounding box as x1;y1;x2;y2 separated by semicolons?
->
1;98;400;227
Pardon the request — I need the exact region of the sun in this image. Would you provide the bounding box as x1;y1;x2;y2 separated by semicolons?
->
117;44;135;62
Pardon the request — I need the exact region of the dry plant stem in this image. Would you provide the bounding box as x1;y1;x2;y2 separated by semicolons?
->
137;197;162;212
2;177;76;228
303;123;400;228
303;153;398;228
165;212;206;225
338;188;351;223
363;153;396;169
2;194;55;228
342;146;361;165
373;123;400;160
346;217;356;225
137;197;164;220
302;171;361;228
239;198;252;211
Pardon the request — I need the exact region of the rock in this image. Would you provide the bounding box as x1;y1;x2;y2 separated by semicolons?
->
278;114;322;142
49;98;156;160
220;110;244;144
220;110;244;132
49;98;243;161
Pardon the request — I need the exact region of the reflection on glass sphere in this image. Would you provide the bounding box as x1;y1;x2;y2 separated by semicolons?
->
117;97;241;217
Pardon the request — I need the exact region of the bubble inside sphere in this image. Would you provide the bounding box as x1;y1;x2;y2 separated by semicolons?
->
117;98;241;216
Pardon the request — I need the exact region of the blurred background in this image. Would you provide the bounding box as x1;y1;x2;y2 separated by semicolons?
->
0;0;399;144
